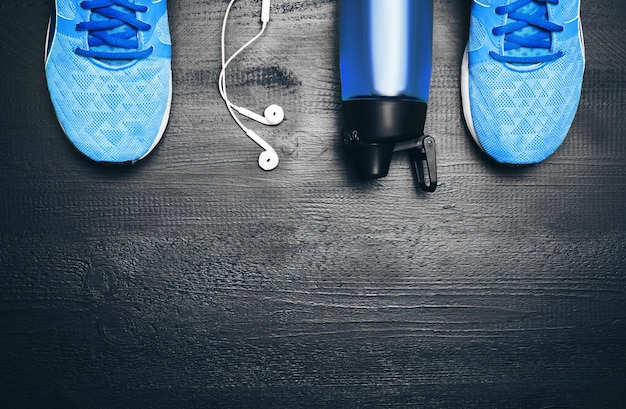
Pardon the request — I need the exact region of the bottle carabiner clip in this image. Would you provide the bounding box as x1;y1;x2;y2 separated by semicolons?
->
410;135;437;192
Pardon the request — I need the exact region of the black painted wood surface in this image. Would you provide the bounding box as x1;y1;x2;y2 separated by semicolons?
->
1;1;625;408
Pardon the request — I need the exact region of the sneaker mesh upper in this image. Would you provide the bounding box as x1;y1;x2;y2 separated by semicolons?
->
464;0;584;164
45;0;171;163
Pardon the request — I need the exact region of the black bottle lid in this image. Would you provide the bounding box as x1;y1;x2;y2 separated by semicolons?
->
342;99;437;192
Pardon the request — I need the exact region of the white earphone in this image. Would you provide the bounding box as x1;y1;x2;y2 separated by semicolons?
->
219;0;283;171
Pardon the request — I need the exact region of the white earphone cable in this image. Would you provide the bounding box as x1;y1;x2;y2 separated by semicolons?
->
219;0;268;133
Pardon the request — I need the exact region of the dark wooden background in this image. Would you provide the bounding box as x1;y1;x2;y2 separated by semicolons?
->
1;0;625;408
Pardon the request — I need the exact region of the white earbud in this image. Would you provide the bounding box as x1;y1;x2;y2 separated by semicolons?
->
236;104;284;126
246;129;279;170
258;149;279;170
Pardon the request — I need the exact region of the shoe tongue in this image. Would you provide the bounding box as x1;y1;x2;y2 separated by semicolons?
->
504;2;551;63
90;2;139;65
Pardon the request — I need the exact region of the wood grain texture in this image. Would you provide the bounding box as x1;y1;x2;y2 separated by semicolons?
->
1;0;625;408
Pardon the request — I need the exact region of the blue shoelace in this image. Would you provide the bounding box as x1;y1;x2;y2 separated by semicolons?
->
75;0;153;60
490;0;564;64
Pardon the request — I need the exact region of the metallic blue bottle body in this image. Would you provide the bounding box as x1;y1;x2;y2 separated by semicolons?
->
339;0;433;103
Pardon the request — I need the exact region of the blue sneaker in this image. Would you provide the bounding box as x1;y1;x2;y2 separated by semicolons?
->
45;0;172;163
461;0;585;165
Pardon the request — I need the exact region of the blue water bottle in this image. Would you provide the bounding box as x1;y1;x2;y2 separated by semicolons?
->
339;0;436;191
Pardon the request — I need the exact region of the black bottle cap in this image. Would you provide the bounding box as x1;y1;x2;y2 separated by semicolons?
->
352;143;395;179
342;99;436;191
